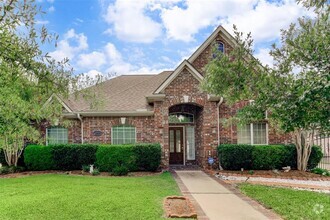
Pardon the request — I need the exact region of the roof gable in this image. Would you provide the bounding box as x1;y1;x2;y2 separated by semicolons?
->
188;26;236;63
44;94;73;113
154;60;203;94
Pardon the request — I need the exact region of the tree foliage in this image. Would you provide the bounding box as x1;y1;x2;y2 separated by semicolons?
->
203;0;329;171
0;0;109;166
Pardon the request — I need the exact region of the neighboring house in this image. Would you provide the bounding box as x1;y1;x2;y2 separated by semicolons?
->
44;26;291;167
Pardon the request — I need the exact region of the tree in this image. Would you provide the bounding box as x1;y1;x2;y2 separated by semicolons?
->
203;0;329;171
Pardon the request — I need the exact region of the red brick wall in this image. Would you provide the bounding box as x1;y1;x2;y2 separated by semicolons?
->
65;116;155;144
154;68;219;167
192;33;233;75
218;101;292;144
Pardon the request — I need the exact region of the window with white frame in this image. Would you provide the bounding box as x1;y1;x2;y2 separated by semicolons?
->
111;125;136;144
237;123;267;145
46;127;68;145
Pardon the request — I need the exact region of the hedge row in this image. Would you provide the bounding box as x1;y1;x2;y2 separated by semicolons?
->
24;143;161;172
218;144;323;170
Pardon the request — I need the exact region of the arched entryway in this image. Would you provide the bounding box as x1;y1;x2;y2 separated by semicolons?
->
168;103;203;165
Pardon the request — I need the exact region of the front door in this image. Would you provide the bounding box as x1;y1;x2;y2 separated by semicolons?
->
169;127;184;164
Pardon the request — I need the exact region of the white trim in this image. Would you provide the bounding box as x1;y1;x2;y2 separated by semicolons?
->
44;94;73;113
75;111;154;117
146;94;166;103
188;26;236;63
154;60;204;94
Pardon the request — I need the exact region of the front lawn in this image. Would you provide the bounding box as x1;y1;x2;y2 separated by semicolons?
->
0;172;179;220
239;184;330;220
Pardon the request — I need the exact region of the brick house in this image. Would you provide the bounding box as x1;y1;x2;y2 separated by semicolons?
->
45;26;291;168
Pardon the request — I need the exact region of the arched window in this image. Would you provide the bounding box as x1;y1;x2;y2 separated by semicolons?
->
111;125;136;144
169;113;194;124
218;42;225;53
46;127;68;145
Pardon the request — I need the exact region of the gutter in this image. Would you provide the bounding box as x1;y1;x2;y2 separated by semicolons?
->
217;97;224;170
76;113;84;144
217;97;224;144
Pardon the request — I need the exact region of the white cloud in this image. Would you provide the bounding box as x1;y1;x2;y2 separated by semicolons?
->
49;29;88;62
35;20;49;25
103;0;162;43
159;0;312;43
221;0;313;43
254;47;273;67
77;51;106;69
160;0;257;42
104;43;133;74
48;6;55;12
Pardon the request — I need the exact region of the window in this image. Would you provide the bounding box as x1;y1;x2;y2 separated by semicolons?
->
46;127;68;145
169;113;194;123
218;42;225;53
111;125;136;144
237;123;267;145
186;126;195;160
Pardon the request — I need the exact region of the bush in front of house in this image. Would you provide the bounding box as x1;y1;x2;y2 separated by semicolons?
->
24;145;55;170
252;145;288;170
24;143;162;172
307;146;323;169
50;144;98;170
132;143;161;171
218;144;254;170
96;145;137;172
95;143;162;173
218;144;323;170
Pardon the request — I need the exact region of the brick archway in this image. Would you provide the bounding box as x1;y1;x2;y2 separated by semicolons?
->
168;103;203;166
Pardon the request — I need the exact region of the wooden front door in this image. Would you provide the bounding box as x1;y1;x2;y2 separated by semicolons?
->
169;127;184;164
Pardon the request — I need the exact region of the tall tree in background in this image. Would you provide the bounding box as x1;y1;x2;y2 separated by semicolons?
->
203;0;329;171
0;0;108;166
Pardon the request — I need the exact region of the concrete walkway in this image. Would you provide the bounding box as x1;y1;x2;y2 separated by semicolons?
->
174;170;280;220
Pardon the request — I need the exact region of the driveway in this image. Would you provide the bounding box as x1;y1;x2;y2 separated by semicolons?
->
173;170;280;220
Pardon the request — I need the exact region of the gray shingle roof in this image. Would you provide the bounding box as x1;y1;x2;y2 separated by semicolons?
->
64;71;172;112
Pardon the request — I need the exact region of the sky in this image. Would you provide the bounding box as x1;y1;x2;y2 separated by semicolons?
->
35;0;314;78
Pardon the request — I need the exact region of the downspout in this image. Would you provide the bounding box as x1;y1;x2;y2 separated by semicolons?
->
77;113;84;144
217;97;224;170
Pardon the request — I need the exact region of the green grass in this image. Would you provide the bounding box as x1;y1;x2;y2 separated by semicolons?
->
239;184;330;220
0;172;180;220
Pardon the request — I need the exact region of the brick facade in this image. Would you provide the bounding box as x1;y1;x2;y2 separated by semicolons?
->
47;28;292;169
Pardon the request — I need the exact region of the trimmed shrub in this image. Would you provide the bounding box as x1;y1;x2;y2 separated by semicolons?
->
218;144;253;170
24;145;54;170
132;143;161;171
218;144;323;170
50;144;98;170
96;145;137;172
252;145;287;170
308;146;323;169
112;165;129;176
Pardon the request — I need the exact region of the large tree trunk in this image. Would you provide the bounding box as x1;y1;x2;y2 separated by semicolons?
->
293;129;314;171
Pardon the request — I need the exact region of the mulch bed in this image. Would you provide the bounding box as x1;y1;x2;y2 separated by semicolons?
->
212;170;330;180
0;170;161;178
164;196;197;218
